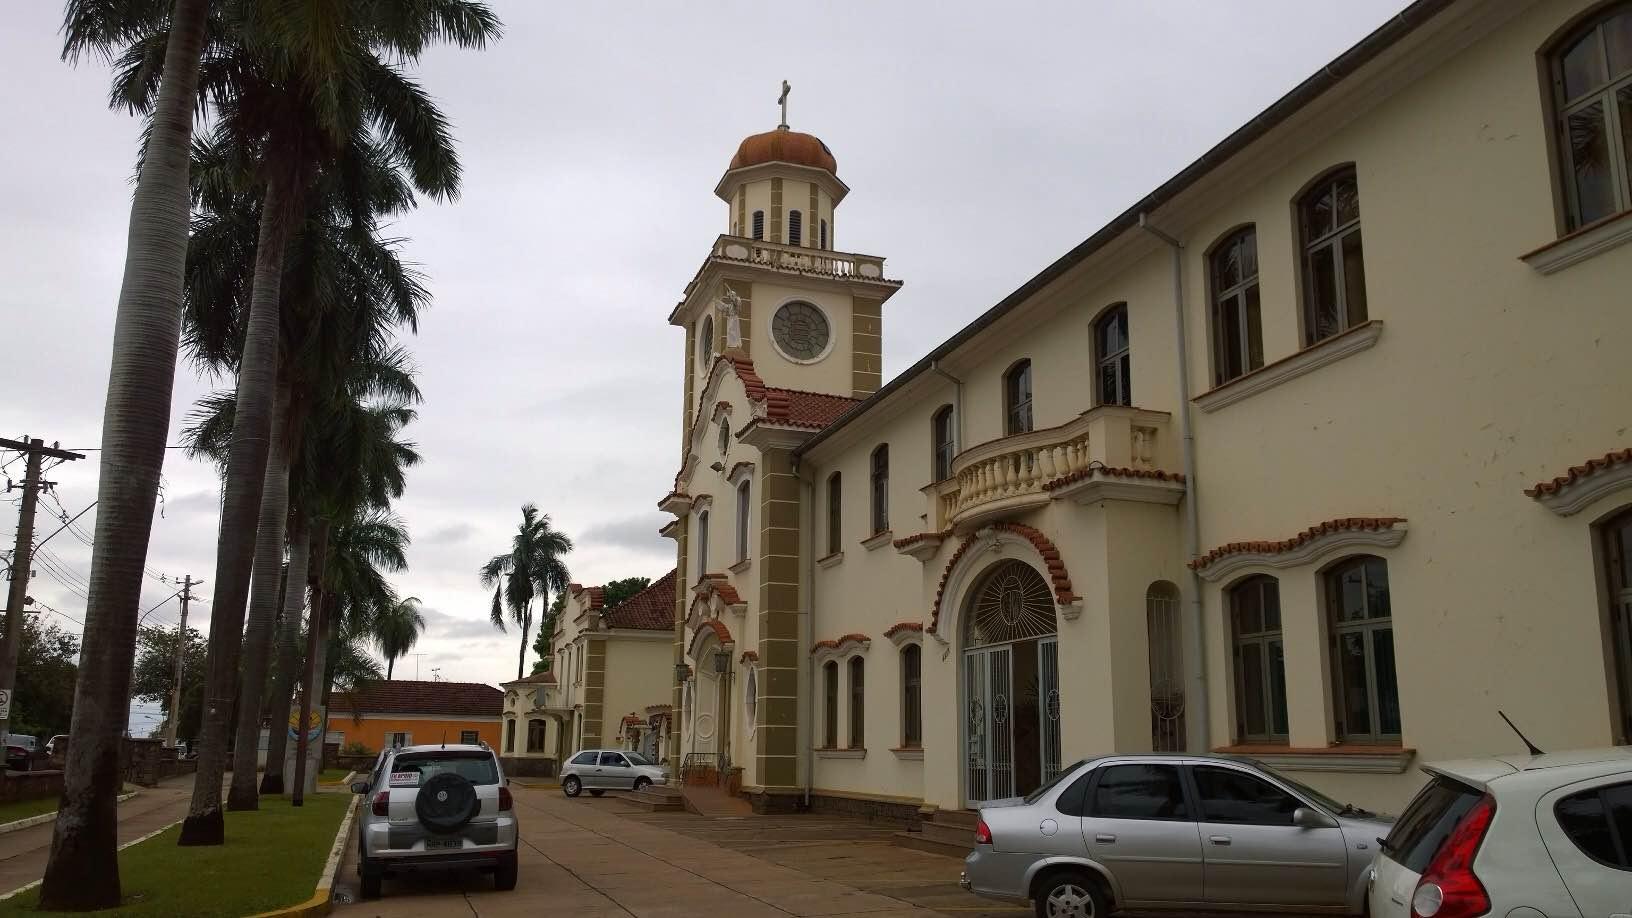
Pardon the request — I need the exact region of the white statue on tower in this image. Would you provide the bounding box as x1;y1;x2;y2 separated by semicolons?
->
719;288;743;350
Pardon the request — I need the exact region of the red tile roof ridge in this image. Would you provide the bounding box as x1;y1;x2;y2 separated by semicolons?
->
883;621;924;637
1189;517;1408;570
603;569;677;631
1043;466;1187;491
892;530;950;549
1524;448;1632;498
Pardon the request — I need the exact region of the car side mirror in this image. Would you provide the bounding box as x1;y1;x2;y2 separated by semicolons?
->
1293;806;1337;829
350;781;370;795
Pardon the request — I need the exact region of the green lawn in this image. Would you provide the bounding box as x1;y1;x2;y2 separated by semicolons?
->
0;787;136;827
317;768;352;784
0;792;351;917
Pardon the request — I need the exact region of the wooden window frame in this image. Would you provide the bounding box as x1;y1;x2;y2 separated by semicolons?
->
848;656;866;748
823;661;838;747
1546;3;1632;231
931;405;955;482
1297;167;1368;346
1093;304;1131;407
901;644;922;747
1325;555;1401;744
1208;227;1264;386
826;472;842;556
1004;359;1033;435
870;445;890;535
735;479;751;563
1229;575;1288;744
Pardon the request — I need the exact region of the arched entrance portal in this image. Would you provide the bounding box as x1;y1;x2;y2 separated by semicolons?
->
963;559;1060;804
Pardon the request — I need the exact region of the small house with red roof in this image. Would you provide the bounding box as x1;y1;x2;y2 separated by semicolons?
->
328;680;503;753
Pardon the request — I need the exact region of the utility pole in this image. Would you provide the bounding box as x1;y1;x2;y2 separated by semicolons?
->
164;575;197;748
0;436;82;744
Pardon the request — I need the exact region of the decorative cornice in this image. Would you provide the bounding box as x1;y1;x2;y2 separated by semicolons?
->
892;530;948;562
658;491;692;515
691;572;746;611
726;460;756;484
1194;320;1383;414
658;519;681;541
929;522;1080;636
1191;517;1408;582
1525;448;1632;517
860;529;894;552
890;746;925;761
1521;208;1632;275
814;747;866;759
1045;466;1187;507
816;551;844;569
883;621;924;648
739;649;759;664
811;633;871;664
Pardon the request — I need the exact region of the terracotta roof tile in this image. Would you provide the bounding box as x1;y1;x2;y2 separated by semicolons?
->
694;572;744;607
883;621;924;638
1043;466;1186;491
811;633;870;655
1190;517;1407;570
1525;448;1632;498
603;569;676;632
739;649;759;663
762;387;860;430
696;618;733;645
930;523;1076;635
892;530;949;550
330;681;502;718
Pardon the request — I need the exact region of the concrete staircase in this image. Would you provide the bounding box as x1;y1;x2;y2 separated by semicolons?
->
893;808;978;858
680;782;755;817
625;783;685;812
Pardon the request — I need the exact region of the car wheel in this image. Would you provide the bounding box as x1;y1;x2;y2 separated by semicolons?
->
493;852;518;891
589;789;605;797
633;777;652;792
1032;870;1107;918
359;859;383;900
562;776;582;797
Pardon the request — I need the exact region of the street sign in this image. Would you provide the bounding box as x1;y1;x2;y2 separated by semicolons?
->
0;689;12;720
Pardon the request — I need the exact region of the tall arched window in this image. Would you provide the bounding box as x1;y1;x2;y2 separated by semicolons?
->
698;316;713;366
1094;305;1131;406
788;209;803;246
1326;555;1399;743
820;219;829;249
1146;581;1184;752
932;405;955;481
900;644;922;747
718;419;730;455
1229;575;1287;743
504;718;516;753
744;666;758;738
826;472;842;556
696;511;710;574
1210;227;1263;386
870;445;889;534
1550;4;1632;229
823;661;838;747
1004;360;1033;434
1601;507;1632;742
752;210;765;240
735;479;751;563
1299;167;1368;344
848;656;866;748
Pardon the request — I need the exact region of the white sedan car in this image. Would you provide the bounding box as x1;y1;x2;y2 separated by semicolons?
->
1369;747;1632;918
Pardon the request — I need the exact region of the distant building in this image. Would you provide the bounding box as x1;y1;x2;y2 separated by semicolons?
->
329;680;502;752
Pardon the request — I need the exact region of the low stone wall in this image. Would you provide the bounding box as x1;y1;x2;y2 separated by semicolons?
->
0;769;64;804
499;756;557;778
807;792;924;827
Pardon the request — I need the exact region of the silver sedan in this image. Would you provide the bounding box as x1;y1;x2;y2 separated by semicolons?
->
960;754;1392;917
560;748;670;798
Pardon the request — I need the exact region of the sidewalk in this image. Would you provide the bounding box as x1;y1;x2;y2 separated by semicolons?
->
0;775;193;895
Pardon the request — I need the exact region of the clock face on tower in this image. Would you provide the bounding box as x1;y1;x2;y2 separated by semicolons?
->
771;301;831;362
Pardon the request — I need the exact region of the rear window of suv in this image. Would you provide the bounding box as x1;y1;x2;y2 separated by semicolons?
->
1382;775;1484;872
392;752;499;786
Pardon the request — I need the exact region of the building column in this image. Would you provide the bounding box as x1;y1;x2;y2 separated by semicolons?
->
670;528;688;773
581;636;608;749
754;448;802;811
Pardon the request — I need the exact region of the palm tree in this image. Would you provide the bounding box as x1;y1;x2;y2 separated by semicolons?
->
481;506;574;679
376;597;427;679
41;1;211;908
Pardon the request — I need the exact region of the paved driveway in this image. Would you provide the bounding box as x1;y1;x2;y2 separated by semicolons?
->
0;774;195;896
332;784;1023;917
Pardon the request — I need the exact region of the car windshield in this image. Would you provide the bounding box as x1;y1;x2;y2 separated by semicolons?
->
624;752;655;766
391;752;499;786
1247;760;1348;813
1023;760;1088;805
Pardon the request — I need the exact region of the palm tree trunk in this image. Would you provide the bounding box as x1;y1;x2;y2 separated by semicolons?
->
181;168;299;846
260;503;309;795
292;519;328;805
39;0;210;907
516;605;530;680
228;384;292;810
387;657;394;680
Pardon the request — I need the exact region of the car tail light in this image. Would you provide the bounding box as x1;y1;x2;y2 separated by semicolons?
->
498;786;513;811
372;790;390;817
974;819;992;845
1411;794;1495;918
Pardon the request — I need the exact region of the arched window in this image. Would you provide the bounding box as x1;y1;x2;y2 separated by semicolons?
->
1601;506;1632;742
504;718;516;753
1004;360;1033;434
870;445;889;534
1326;555;1399;743
752;210;765;240
696;511;709;574
848;656;866;748
1146;581;1184;752
744;666;758;738
823;661;838;747
698;315;713;366
900;644;922;747
527;719;546;753
826;472;842;556
932;405;955;481
1094;305;1131;406
788;209;803;246
1550;4;1632;229
1229;575;1287;743
735;479;751;563
718;419;730;455
820;219;829;249
1210;227;1263;386
1299;167;1368;344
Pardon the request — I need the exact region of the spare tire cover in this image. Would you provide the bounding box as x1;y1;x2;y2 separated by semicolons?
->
415;772;479;834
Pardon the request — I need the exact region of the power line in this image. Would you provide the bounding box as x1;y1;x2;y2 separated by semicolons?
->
29;601;83;628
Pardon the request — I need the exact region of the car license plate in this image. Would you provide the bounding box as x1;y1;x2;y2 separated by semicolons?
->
425;837;461;850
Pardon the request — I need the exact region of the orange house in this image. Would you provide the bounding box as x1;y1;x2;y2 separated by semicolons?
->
328;680;503;753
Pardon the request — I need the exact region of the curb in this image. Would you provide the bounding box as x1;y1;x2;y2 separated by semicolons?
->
0;789;139;837
247;795;358;918
316;770;356;788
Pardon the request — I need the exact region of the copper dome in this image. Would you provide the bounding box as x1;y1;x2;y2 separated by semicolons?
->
729;127;837;176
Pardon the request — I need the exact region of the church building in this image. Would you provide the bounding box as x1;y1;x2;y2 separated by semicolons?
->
658;0;1632;818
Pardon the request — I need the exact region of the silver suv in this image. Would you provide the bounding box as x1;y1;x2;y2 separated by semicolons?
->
559;748;669;798
351;744;518;899
960;754;1392;917
1369;747;1632;918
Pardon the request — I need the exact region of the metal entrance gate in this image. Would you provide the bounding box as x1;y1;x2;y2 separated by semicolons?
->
964;646;1012;803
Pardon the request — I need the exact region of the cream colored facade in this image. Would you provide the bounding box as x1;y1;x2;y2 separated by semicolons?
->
661;0;1632;815
548;574;678;762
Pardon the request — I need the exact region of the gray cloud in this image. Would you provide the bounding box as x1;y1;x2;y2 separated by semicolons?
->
423;522;476;546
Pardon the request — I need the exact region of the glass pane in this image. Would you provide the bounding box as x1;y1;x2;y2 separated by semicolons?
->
1335;173;1360;226
1303;185;1333;243
1609;12;1632;77
1118;354;1131;405
1214;243;1240;290
1569;102;1617;225
1245;284;1263;370
1385;778;1484;873
1262;581;1281;631
1563;30;1607;99
1268;639;1289;736
1193;766;1300;825
1373;628;1400;736
1342;229;1368;327
1338;632;1372;738
1556;789;1620;865
1239;230;1258;281
1099;361;1119;407
1239;643;1266;738
1089;764;1189;819
1234;584;1262;635
1615;515;1632;588
1339;566;1367;622
1621;86;1632;199
1307;244;1340;342
1218;297;1244;381
1605;783;1632;866
1366;558;1392;619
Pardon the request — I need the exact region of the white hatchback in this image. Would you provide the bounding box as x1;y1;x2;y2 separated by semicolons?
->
1369;747;1632;918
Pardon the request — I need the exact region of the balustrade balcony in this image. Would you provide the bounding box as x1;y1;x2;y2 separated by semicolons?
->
709;236;896;284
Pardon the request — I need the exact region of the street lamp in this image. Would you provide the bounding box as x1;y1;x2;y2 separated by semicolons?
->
673;663;690;684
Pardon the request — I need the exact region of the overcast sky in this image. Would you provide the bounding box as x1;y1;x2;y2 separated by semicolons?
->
0;1;1408;722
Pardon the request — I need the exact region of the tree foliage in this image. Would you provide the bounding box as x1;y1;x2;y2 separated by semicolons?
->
131;624;207;742
10;618;80;740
